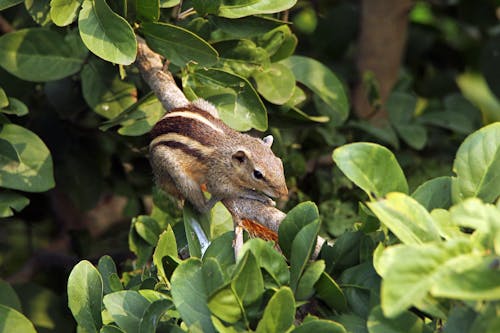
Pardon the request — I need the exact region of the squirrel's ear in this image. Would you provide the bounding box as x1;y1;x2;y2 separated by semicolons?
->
232;150;247;165
262;135;273;147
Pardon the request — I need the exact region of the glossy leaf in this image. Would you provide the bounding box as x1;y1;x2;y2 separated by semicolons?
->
295;260;325;300
411;176;452;211
183;205;210;258
98;255;120;295
171;258;215;333
315;272;348;312
367;306;424;333
214;39;269;78
50;0;82;26
367;193;441;245
452;122;500;203
231;251;264;306
103;290;150;332
253;63;295;104
153;225;178;285
376;240;472;317
134;215;161;246
81;57;137;119
138;299;173;333
79;0;137;65
0;124;55;192
278;201;319;259
0;28;86;82
255;287;295;333
281;55;348;125
239;238;289;287
292;318;346;333
333;142;408;199
219;0;297;18
208;287;242;324
203;231;235;272
0;304;36;333
0;191;29;217
183;67;267;131
141;22;218;67
290;220;320;292
67;260;103;332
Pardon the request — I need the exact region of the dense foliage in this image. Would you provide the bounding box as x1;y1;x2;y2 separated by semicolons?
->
0;0;499;332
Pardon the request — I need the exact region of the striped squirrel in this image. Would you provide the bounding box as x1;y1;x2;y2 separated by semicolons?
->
150;99;288;213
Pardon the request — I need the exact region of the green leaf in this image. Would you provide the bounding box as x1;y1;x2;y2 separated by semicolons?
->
134;215;161;246
171;258;215;333
202;257;227;296
0;279;21;311
0;88;7;108
129;218;154;267
79;0;137;65
452;122;500;203
0;124;55;192
292;318;346;333
219;0;297;18
314;272;348;312
160;0;179;8
253;63;295;105
81;57;137;119
1;97;28;116
281;55;348;125
0;0;23;10
290;220;320;292
153;225;178;285
101;325;125;333
137;0;159;22
103;290;150;332
255;287;295;333
239;238;289;287
100;93;165;136
0;28;86;82
278;201;319;259
367;193;441;245
295;260;325;300
138;299;173;333
0;191;29;217
183;67;267;131
411;176;452;211
333;142;408;199
192;0;221;15
376;240;472;317
50;0;82;26
431;254;500;300
203;231;235;272
349;120;400;149
231;251;264;306
0;304;36;333
214;39;269;78
367;306;424;333
67;260;103;332
183;204;209;258
481;34;500;100
25;0;51;26
98;255;120;295
141;22;218;67
208;287;242;324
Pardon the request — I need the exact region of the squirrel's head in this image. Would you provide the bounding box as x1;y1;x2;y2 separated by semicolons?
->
231;135;288;199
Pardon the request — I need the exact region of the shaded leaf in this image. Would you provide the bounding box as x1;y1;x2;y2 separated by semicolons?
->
153;225;178;285
0;124;54;192
0;28;86;82
103;290;150;333
315;272;348;313
0;191;29;217
290;221;320;292
0;279;21;312
367;306;424;333
208;287;242;324
0;304;36;333
411;176;452;211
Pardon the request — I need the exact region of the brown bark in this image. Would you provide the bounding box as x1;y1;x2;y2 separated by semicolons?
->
353;0;413;121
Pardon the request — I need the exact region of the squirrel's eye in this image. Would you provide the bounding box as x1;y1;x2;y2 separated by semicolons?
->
253;170;264;180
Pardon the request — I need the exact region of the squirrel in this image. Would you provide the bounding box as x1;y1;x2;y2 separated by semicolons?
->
149;99;288;213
